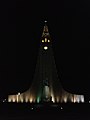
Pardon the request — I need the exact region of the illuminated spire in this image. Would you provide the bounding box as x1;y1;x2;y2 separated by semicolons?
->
42;21;50;37
8;22;85;103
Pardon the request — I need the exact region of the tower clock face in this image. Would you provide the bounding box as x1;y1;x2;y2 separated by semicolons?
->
44;46;48;50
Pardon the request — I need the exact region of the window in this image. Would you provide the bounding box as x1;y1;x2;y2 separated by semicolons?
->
45;38;47;42
42;40;44;42
48;39;50;42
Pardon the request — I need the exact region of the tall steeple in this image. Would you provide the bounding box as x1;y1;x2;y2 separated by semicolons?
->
8;21;84;103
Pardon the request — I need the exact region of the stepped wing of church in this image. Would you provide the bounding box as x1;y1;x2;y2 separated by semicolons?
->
8;22;84;103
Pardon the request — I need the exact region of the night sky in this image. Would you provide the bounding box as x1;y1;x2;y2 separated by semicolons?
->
0;0;90;100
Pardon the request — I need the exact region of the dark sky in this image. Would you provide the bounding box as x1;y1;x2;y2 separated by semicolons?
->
0;0;90;99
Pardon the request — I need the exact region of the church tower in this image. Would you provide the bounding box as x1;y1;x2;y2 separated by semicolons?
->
8;21;84;103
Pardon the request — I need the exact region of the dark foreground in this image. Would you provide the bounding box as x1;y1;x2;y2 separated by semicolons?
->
0;103;90;120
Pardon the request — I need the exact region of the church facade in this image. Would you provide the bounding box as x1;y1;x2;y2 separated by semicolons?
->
8;21;84;103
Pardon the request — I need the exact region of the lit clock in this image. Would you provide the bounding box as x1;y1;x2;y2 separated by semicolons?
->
44;46;48;50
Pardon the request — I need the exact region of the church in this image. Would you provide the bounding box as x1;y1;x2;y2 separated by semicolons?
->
8;21;84;103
